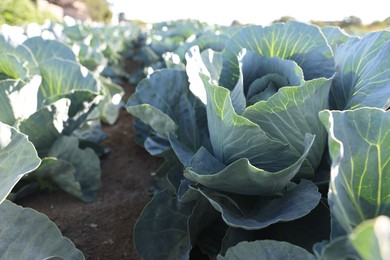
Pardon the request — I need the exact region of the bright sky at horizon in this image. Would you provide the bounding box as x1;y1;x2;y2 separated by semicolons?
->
107;0;389;26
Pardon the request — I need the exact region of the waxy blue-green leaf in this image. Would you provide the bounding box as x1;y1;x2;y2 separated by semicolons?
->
34;157;84;200
330;31;390;110
188;197;227;256
320;26;353;52
18;98;70;157
244;78;331;175
199;48;224;86
45;135;101;202
77;43;107;72
127;69;206;153
134;190;194;260
195;180;320;230
0;34;39;76
127;104;177;139
0;54;28;80
350;215;390;260
0;122;40;203
175;33;228;61
63;24;90;42
186;46;221;104
318;236;359;260
319;108;390;234
220;21;334;89
0;81;16;125
185;134;314;196
98;76;124;125
23;37;77;63
218;240;315;260
127;70;186;138
43;90;101;136
0;78;40;125
0;200;84;259
318;216;390;260
38;57;99;107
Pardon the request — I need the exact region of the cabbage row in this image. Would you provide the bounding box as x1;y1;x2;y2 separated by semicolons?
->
1;19;389;259
127;21;390;259
0;21;140;259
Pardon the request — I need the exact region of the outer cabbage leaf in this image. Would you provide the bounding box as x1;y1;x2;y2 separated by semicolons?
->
175;33;228;61
218;201;331;255
195;179;320;230
319;108;390;234
38;57;100;108
188;196;227;256
77;43;107;72
97;76;124;125
127;70;186;137
318;236;359;259
23;36;77;63
218;240;315;260
184;133;313;196
134;190;195;260
43;90;101;135
0;122;40;203
349;215;390;260
220;20;334;89
127;69;207;155
0;123;82;258
330;31;390;110
0;77;40;125
0;34;40;76
318;216;390;260
37;135;101;202
186;46;221;104
63;24;90;42
0;54;29;80
18;98;70;157
34;158;84;200
320;26;353;51
197;48;224;87
0;200;84;260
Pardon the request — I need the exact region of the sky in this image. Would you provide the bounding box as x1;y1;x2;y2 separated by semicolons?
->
107;0;389;26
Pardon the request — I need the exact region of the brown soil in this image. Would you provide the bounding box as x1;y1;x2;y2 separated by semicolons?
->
19;84;163;259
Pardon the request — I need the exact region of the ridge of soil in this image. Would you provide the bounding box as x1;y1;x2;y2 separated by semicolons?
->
20;84;163;259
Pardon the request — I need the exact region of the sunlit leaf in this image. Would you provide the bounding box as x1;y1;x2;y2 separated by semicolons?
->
218;240;315;260
0;200;84;259
0;122;40;203
320;108;390;234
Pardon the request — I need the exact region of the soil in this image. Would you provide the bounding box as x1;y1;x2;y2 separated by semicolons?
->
19;83;163;259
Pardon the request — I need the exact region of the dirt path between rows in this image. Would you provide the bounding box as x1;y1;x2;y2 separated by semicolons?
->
20;84;163;259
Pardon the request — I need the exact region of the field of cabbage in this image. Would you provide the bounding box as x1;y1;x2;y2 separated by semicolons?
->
0;18;389;259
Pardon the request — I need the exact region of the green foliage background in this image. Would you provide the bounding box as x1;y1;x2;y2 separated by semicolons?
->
82;0;112;24
0;0;112;26
0;0;56;25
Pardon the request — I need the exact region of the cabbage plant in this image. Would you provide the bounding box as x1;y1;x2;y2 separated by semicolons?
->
130;20;239;86
127;20;390;259
0;33;102;202
0;122;84;259
220;108;390;259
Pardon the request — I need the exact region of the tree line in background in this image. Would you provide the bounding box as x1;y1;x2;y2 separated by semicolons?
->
272;15;390;32
0;0;112;25
1;0;389;31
